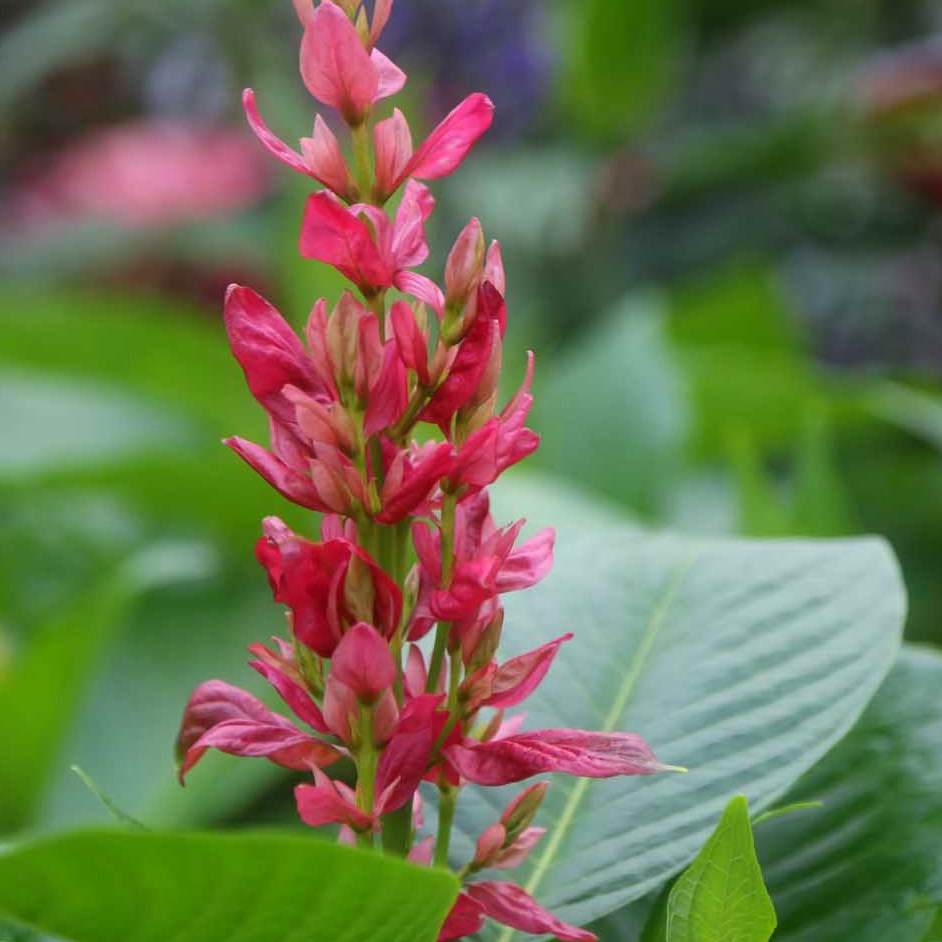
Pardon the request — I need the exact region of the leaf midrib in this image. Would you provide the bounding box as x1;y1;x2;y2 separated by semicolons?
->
495;552;697;942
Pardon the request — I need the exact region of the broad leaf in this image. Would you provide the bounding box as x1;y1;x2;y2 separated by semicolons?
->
0;830;457;942
451;528;904;937
756;645;942;942
666;796;775;942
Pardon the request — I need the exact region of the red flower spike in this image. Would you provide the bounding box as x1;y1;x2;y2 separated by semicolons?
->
364;339;409;436
175;680;339;783
485;240;506;296
465;882;596;942
330;622;397;703
301;115;357;199
408;835;435;867
423;282;505;429
449;729;665;786
495;526;555;593
500;781;549;833
368;0;394;47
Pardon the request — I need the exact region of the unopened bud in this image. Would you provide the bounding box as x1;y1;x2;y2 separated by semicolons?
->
328;292;366;391
467;608;504;670
484;240;506;296
344;553;378;625
472;823;507;870
479;709;505;743
501;782;549;840
403;564;420;615
460;663;496;710
445;218;485;310
467;322;502;411
294;632;325;698
354;5;370;41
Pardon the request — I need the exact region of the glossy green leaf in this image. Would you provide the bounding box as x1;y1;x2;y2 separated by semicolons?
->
451;528;904;938
0;830;457;942
756;646;942;942
666;796;776;942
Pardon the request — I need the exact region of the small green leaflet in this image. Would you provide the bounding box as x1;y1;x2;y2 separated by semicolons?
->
666;796;776;942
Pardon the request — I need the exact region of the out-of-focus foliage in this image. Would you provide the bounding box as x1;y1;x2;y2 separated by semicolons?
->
2;0;942;938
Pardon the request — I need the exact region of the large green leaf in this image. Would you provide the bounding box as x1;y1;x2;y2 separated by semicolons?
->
451;528;904;938
756;646;942;942
666;796;776;942
0;830;457;942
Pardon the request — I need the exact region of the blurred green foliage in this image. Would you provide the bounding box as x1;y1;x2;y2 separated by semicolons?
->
3;0;942;937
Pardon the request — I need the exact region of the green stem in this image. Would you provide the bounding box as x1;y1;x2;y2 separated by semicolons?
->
434;786;457;868
355;705;376;850
350;122;374;203
427;492;457;693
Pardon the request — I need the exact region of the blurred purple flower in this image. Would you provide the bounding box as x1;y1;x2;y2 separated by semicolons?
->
381;0;555;138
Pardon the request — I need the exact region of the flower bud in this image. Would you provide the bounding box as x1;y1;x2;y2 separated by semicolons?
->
460;662;497;711
484;240;505;296
330;622;396;704
344;552;378;625
466;608;504;670
500;782;549;840
445;218;485;310
472;823;507;870
328;292;366;391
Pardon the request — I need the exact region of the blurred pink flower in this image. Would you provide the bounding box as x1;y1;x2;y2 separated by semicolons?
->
12;120;270;230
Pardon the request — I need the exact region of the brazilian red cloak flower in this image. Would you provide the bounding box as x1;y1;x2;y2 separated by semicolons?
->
175;4;676;940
